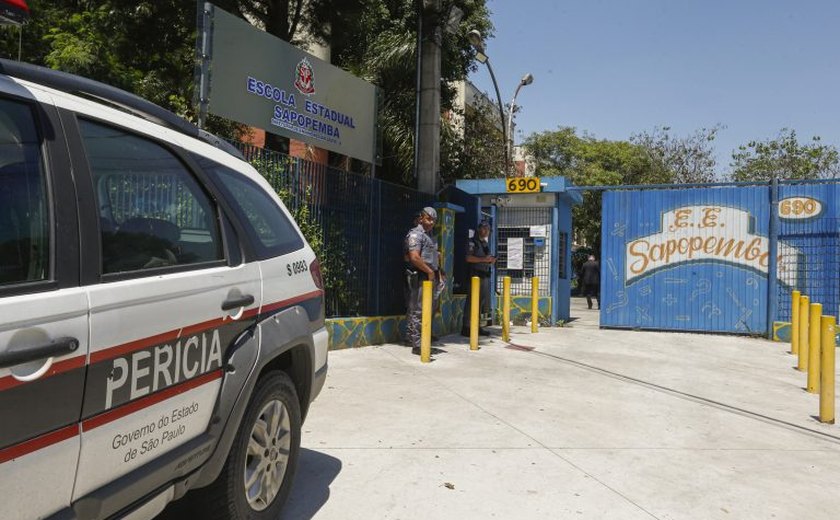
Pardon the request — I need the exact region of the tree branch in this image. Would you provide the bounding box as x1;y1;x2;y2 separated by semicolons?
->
288;0;304;42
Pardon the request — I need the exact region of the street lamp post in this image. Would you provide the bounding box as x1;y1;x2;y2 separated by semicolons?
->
507;73;534;177
468;29;509;176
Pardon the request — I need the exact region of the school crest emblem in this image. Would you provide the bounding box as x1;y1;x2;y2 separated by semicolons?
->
294;58;316;96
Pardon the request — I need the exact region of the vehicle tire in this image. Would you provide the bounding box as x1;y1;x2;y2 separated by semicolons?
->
194;371;302;520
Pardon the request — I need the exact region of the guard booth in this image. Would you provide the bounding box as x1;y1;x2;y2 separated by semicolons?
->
454;178;580;324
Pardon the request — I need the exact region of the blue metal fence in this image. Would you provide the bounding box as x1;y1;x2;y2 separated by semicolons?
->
776;183;840;322
599;180;840;335
233;142;433;318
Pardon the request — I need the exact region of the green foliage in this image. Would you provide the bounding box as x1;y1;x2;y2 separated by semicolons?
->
525;127;656;252
288;198;363;317
315;0;494;185
631;125;722;184
2;0;243;139
730;129;840;181
443;101;506;182
248;155;363;316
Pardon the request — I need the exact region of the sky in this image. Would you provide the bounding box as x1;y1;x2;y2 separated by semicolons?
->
468;0;840;175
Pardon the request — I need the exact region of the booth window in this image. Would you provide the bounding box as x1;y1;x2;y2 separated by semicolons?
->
558;231;567;279
496;226;551;296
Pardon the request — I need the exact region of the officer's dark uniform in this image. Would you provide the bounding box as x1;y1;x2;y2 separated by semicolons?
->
461;229;492;334
404;222;439;349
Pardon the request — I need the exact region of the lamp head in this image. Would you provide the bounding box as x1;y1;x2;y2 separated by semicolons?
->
467;29;484;52
520;73;534;86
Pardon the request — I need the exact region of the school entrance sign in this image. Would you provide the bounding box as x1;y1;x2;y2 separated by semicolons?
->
625;205;800;288
196;3;378;164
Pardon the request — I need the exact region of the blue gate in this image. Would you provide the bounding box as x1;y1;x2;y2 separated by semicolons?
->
600;182;840;334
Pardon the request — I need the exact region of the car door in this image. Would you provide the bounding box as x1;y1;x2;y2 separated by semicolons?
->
194;157;326;369
64;115;262;505
0;86;86;519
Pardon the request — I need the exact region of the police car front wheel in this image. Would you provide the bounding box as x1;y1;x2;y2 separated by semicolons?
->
194;371;302;519
244;397;294;510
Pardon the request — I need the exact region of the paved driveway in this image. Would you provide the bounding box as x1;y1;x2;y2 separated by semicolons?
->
164;298;840;519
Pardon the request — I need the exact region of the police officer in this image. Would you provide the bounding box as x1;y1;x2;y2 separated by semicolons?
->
404;207;442;354
461;220;495;336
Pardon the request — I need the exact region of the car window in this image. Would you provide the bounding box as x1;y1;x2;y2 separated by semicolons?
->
194;156;304;259
0;98;49;286
79;120;223;274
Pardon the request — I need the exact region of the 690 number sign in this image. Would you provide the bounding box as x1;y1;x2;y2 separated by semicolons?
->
506;177;541;193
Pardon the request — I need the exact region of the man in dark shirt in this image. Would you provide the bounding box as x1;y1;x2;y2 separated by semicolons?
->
580;255;600;310
461;220;495;336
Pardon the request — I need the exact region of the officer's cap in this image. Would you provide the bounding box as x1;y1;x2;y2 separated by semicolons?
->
478;220;490;228
422;207;437;221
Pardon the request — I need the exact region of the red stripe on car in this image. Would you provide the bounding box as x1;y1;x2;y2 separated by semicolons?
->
82;369;223;431
0;424;78;464
0;355;85;392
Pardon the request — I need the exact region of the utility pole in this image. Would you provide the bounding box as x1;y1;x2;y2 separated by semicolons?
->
417;0;441;194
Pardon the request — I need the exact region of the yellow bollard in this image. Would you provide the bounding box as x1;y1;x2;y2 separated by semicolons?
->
531;277;539;333
791;290;800;355
797;295;809;372
820;315;835;424
420;280;432;363
502;276;511;342
469;276;480;351
807;303;822;393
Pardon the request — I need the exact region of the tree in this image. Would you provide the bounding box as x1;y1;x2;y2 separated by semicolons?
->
1;0;242;138
233;0;306;42
525;127;655;253
730;128;840;181
312;0;493;185
443;98;505;182
631;125;722;184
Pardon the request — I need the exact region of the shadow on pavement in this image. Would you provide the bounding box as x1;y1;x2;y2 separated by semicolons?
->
155;449;341;520
280;448;343;519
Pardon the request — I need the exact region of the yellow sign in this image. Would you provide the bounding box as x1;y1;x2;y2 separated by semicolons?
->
506;177;541;193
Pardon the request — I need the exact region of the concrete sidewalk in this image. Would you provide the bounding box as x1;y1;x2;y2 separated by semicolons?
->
286;299;840;519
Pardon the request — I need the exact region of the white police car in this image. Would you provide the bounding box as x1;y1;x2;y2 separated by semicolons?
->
0;59;328;519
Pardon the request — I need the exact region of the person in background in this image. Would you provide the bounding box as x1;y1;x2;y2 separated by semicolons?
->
580;255;600;310
461;220;495;336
